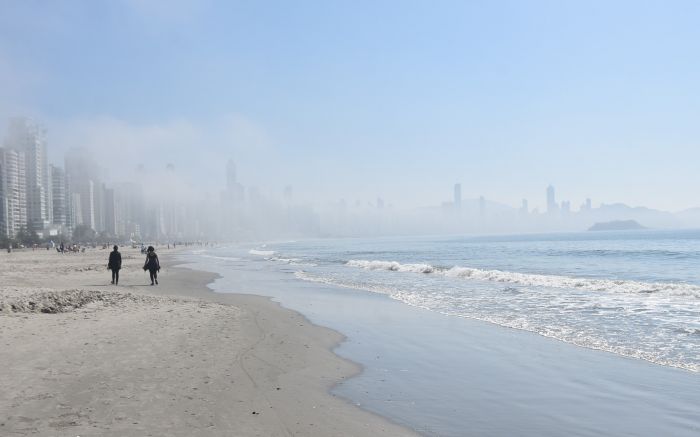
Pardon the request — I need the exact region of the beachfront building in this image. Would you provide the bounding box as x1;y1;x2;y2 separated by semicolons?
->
65;147;98;231
0;147;28;238
4;118;52;232
50;164;69;229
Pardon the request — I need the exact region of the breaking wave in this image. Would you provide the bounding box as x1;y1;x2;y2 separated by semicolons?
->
249;249;276;256
346;259;700;298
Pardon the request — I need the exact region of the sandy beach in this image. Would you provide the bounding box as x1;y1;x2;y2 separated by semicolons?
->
0;247;417;436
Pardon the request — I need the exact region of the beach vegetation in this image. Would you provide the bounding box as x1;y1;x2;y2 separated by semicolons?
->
72;224;97;243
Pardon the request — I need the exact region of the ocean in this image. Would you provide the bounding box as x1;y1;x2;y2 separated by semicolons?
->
183;229;700;436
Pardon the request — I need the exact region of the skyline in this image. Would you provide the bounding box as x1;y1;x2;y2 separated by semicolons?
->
1;1;699;212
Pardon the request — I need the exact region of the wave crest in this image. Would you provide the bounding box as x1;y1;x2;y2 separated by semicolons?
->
249;249;276;256
346;259;700;297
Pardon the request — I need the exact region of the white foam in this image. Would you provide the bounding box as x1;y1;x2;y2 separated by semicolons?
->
249;249;276;256
293;269;699;372
346;260;436;274
346;259;700;298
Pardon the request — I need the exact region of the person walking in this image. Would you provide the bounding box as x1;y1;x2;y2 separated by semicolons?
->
108;245;122;285
143;246;160;285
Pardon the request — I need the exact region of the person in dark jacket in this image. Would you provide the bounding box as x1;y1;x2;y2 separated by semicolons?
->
143;246;160;285
108;245;122;285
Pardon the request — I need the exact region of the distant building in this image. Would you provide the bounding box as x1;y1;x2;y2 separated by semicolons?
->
50;165;68;227
377;197;384;209
520;198;529;215
4;118;52;231
114;182;145;240
453;183;462;210
65;147;98;230
0;147;27;238
479;196;486;216
561;200;571;215
546;184;558;214
103;187;116;236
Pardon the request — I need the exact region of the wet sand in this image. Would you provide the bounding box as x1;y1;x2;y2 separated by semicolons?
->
0;247;417;436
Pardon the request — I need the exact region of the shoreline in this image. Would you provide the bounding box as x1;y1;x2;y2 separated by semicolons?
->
161;255;418;434
0;248;418;436
193;246;700;436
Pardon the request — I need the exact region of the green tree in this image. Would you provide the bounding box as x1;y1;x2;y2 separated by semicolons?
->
72;224;96;243
0;233;11;249
16;226;40;246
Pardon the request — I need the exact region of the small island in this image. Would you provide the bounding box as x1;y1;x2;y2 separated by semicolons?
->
588;220;647;231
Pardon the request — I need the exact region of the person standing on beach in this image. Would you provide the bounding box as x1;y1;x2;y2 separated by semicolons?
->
143;246;160;285
108;245;122;285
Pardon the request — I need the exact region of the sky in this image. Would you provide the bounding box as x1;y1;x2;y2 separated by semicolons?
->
1;0;699;212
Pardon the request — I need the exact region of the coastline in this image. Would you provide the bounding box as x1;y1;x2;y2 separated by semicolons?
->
193;245;700;437
0;248;418;436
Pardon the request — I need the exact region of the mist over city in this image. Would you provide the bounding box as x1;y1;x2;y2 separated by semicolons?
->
2;113;700;243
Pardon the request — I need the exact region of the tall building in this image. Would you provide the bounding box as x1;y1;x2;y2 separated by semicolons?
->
4;118;52;230
114;182;145;240
453;183;462;209
50;165;68;227
546;184;558;214
65;147;98;230
0;154;4;237
520;198;529;214
0;147;27;238
561;200;571;215
103;187;117;236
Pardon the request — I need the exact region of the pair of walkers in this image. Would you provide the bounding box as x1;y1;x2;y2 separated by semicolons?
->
108;245;161;286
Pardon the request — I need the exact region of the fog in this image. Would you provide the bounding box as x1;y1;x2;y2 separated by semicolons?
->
1;1;700;242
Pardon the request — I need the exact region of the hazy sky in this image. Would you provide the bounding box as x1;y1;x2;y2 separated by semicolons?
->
1;0;699;211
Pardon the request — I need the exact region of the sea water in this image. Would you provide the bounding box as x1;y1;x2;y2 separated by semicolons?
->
259;230;700;373
183;230;700;435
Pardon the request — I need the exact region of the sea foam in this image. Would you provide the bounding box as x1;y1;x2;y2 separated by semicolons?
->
249;249;276;256
346;259;700;298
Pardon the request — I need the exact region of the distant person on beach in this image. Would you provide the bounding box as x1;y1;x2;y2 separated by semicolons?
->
108;245;122;285
143;246;160;285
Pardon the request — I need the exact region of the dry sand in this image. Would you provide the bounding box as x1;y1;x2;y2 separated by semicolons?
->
0;247;417;436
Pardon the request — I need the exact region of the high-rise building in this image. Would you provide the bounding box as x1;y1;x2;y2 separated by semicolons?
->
454;183;462;209
520;198;529;214
546;184;558;214
561;200;571;215
4;118;52;231
65;147;98;230
0;155;4;237
0;147;27;238
71;192;83;227
50;165;68;227
0;148;27;238
114;182;145;240
103;187;116;236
